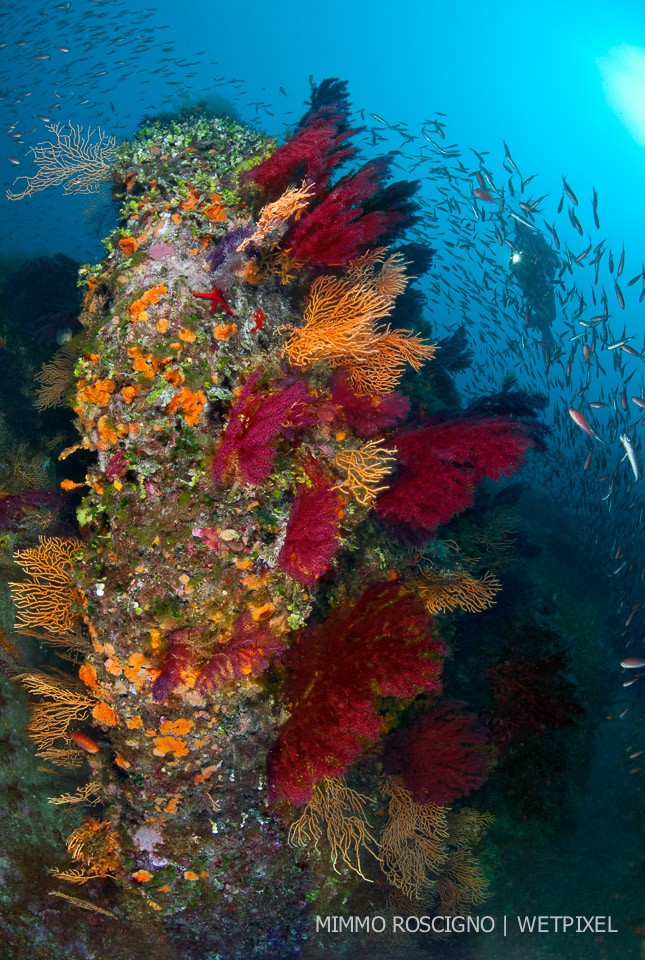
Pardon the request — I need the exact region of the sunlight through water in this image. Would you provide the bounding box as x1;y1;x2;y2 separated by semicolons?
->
598;43;645;148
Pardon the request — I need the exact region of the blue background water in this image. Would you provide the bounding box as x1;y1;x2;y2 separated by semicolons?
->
3;0;645;263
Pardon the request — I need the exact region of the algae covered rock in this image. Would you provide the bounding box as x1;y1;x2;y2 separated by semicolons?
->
71;110;325;956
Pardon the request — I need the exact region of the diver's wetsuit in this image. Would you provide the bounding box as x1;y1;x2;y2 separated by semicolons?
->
509;223;558;348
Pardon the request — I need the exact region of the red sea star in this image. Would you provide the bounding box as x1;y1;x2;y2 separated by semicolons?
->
191;285;234;316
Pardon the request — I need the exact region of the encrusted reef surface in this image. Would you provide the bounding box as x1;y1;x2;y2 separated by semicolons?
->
8;82;572;960
71;109;319;956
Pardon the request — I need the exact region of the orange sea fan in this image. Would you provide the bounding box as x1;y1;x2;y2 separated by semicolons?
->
11;536;78;585
10;537;82;636
417;569;501;615
347;328;436;394
333;440;397;507
237;181;315;252
52;818;121;884
347;247;408;298
285;250;434;394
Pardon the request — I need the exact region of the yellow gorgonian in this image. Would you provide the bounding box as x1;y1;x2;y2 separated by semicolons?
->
417;569;501;615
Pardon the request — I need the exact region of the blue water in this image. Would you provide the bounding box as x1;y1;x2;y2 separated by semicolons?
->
4;0;645;262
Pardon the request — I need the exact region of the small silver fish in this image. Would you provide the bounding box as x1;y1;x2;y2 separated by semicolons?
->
620;657;645;669
620;434;641;481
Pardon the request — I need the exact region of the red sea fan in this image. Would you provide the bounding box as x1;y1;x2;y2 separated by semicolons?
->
277;466;341;586
383;700;489;805
410;416;534;484
376;415;535;533
196;611;285;692
330;369;410;437
214;371;311;486
268;582;446;805
244;80;418;266
361;177;420;236
242;106;359;200
105;450;128;482
489;652;584;748
284;158;419;267
0;490;67;532
152;627;206;702
269;687;381;807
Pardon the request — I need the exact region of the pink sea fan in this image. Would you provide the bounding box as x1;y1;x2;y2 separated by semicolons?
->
214;371;311;486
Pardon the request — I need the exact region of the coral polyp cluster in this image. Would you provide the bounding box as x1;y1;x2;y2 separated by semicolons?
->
9;82;552;958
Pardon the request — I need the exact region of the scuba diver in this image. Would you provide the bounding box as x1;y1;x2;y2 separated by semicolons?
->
508;221;559;350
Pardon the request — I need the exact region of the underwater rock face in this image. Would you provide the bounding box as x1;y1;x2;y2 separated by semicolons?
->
71;112;319;957
14;92;548;959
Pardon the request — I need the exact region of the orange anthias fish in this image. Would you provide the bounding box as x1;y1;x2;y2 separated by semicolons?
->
473;187;495;202
69;731;100;753
568;407;601;440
